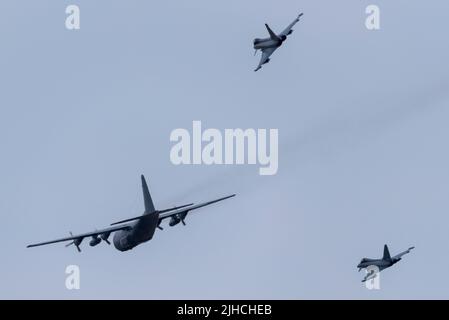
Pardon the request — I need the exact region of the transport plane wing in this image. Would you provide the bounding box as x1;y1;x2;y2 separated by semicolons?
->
27;225;132;251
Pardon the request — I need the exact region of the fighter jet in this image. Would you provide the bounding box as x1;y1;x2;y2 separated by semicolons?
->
27;175;235;252
253;13;303;71
357;245;415;282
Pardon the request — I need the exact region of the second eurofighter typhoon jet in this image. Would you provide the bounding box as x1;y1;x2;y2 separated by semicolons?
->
253;13;303;71
27;175;235;252
358;244;415;282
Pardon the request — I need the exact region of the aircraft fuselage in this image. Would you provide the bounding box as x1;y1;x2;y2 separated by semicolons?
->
357;259;395;271
113;212;159;251
253;37;282;50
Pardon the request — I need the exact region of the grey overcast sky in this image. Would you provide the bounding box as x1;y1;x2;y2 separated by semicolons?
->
1;0;449;299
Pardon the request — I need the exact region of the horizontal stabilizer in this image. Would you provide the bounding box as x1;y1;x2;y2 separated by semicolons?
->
158;203;194;214
110;203;194;226
159;194;235;220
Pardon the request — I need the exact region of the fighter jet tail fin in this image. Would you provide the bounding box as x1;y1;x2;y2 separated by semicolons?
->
265;24;280;41
383;244;392;261
141;175;156;213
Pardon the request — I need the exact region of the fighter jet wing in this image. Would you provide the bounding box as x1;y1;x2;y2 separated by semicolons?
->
255;47;277;71
280;13;304;37
392;246;415;260
26;224;132;248
158;194;236;220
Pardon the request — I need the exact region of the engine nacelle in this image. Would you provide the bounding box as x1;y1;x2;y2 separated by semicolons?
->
89;236;101;247
169;216;181;227
169;212;188;226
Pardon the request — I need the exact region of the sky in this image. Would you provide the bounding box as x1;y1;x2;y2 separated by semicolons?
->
1;0;449;299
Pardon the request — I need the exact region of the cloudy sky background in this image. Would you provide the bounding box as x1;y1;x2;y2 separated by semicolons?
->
1;0;449;299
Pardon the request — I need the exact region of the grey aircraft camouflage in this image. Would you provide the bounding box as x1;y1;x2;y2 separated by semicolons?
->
27;175;235;252
253;13;304;71
357;245;415;282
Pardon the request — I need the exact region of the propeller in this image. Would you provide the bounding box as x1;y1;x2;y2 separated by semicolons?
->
180;211;188;226
65;232;82;252
100;232;111;245
158;203;194;214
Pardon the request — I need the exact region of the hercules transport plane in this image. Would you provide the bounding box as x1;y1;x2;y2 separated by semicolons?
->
253;13;303;71
27;175;235;252
357;244;415;282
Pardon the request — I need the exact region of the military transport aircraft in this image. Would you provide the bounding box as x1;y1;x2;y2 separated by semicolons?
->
253;13;303;71
357;245;415;282
27;175;235;252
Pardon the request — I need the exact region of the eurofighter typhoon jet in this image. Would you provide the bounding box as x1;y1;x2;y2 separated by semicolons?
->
27;175;235;252
253;13;303;71
357;245;415;282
